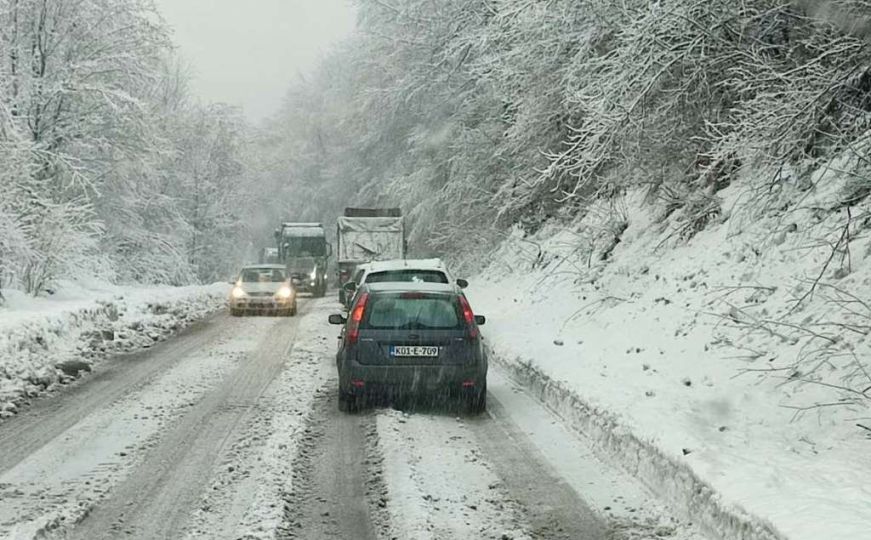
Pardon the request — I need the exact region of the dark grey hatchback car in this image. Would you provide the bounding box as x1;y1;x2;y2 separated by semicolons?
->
328;282;487;413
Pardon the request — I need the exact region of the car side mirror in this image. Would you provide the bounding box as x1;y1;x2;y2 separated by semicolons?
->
456;278;469;289
474;315;486;325
328;314;347;325
343;281;356;292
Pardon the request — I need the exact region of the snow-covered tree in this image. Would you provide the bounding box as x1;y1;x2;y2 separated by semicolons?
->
0;0;257;292
259;0;871;259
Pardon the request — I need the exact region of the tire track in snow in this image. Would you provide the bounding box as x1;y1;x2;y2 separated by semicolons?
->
184;297;342;540
0;315;272;539
0;313;228;476
67;306;308;540
483;362;713;540
277;379;378;540
371;409;532;540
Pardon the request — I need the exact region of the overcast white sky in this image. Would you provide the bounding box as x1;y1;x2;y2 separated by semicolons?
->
153;0;357;122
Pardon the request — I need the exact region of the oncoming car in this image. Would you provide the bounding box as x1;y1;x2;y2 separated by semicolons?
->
340;258;468;309
329;282;487;413
229;264;297;316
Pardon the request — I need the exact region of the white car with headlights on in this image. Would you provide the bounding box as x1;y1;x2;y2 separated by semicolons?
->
229;264;297;317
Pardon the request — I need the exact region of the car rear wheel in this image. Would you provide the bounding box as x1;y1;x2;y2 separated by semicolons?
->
465;384;487;414
338;390;357;413
314;281;326;298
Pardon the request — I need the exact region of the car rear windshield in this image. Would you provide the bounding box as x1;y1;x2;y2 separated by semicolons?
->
241;268;285;282
364;270;448;284
362;292;461;330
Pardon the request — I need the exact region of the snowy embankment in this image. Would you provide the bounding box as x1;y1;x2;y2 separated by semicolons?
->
0;280;228;416
468;167;871;539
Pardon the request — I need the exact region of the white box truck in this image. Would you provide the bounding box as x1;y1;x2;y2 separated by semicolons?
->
336;208;405;301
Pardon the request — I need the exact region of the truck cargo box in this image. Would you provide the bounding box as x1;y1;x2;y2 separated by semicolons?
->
336;215;404;264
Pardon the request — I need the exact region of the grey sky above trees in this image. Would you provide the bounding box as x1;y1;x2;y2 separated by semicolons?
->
153;0;357;122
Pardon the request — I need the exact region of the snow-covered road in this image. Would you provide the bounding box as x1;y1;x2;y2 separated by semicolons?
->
0;296;704;540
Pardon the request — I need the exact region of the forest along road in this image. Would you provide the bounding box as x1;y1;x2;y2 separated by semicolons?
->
0;297;705;540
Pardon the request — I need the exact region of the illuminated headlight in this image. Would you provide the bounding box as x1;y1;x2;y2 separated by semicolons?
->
275;286;293;299
231;287;247;299
310;267;317;280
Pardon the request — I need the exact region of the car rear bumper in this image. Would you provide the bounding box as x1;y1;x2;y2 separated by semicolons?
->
339;363;486;396
230;298;294;313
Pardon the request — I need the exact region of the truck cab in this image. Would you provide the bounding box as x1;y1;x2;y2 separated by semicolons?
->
275;222;332;297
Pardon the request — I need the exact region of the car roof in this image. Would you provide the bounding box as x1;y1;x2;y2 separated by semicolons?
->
364;258;447;273
242;264;285;270
362;282;458;294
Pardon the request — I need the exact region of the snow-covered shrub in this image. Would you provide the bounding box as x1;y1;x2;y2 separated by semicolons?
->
0;206;31;292
19;201;109;294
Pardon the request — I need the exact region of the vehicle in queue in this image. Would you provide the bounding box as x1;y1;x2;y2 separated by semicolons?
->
340;258;469;309
328;282;487;414
275;222;332;297
258;247;280;264
341;262;372;309
229;264;297;316
336;207;405;304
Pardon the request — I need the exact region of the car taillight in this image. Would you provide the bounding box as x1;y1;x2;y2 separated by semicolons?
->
458;295;478;339
347;292;369;344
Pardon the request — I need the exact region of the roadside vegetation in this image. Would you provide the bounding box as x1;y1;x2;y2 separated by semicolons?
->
0;0;254;292
259;0;871;259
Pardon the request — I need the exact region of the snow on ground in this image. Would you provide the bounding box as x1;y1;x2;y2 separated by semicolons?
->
484;369;699;540
0;318;268;539
183;299;336;540
0;280;228;416
466;169;871;539
372;409;532;540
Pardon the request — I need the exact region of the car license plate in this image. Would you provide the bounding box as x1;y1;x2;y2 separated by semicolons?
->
390;346;439;357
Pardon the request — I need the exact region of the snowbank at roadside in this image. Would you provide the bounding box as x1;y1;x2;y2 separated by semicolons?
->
468;172;871;539
0;280;228;416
